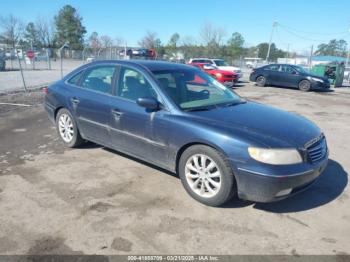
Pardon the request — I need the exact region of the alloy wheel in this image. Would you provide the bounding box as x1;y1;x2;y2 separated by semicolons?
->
58;113;74;143
185;154;222;198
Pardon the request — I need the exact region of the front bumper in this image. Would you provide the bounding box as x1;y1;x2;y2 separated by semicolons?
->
311;81;330;89
233;157;328;203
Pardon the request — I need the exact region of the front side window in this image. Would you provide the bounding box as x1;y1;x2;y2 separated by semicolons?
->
81;66;115;94
152;68;241;111
117;67;158;102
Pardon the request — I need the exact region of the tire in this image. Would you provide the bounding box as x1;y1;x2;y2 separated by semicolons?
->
179;145;236;207
256;75;266;87
298;80;311;91
56;108;84;148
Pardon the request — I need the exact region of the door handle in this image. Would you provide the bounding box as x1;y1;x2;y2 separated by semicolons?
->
71;97;80;104
111;109;123;118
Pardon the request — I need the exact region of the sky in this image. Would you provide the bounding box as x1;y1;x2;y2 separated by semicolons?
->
1;0;350;54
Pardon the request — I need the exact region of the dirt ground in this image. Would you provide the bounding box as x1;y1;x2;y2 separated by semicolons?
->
0;82;349;255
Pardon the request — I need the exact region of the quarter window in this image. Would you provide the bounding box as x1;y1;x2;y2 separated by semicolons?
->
67;71;84;85
81;66;116;94
117;67;158;102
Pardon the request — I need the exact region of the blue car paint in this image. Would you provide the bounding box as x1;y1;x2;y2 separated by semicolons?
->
45;60;328;202
250;64;330;90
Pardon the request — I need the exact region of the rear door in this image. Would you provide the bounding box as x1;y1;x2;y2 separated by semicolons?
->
279;65;300;88
263;64;281;85
69;65;117;145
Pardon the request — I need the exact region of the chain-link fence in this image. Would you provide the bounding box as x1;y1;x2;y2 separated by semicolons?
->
0;45;255;94
0;45;130;94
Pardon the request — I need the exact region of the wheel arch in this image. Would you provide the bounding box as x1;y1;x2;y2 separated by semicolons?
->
54;106;64;120
175;141;236;178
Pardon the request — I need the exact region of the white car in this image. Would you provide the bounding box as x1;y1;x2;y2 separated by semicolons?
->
188;58;242;79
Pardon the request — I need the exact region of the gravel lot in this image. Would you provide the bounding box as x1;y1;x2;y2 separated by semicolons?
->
0;81;349;255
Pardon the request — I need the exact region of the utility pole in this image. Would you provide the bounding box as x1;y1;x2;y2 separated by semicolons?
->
266;21;277;63
346;27;350;67
309;45;314;68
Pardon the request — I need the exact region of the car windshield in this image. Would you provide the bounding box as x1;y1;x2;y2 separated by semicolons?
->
293;65;308;73
213;60;229;66
152;68;242;111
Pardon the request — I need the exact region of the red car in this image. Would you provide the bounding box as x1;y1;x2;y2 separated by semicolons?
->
188;62;238;87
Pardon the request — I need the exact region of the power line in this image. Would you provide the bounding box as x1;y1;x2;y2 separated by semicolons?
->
278;24;348;43
277;23;348;36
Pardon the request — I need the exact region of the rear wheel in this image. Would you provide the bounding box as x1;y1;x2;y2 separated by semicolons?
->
298;80;311;91
179;145;236;207
256;76;266;87
56;108;84;148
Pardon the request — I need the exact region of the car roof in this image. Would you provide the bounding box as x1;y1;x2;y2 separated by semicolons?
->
90;59;193;71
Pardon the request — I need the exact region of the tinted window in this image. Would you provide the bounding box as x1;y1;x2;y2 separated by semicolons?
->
264;65;280;71
193;59;211;64
280;65;295;74
81;66;115;94
117;67;158;102
67;71;84;85
152;68;241;110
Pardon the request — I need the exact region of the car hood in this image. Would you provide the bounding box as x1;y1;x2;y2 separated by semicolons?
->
217;66;241;72
187;101;321;148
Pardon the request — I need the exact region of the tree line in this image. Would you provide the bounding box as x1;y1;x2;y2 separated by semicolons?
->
0;4;348;61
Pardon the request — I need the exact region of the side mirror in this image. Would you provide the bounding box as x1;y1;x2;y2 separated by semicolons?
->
292;71;298;75
137;97;159;111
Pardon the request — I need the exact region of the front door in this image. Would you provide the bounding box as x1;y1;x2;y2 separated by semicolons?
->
109;66;170;167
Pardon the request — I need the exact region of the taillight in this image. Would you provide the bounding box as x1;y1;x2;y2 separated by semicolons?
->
42;86;49;94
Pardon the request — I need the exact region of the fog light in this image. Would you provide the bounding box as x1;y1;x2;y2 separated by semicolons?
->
275;188;292;197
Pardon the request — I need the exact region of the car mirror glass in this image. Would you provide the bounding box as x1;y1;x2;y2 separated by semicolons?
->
136;97;159;111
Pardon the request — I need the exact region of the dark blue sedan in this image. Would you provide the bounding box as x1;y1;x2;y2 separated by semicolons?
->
249;64;330;91
45;60;328;206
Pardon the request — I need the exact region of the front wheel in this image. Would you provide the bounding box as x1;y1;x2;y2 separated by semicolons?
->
179;145;236;207
298;80;311;91
56;108;84;148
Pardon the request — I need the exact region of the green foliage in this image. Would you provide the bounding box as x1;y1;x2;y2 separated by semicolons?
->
227;32;245;59
257;42;286;62
54;5;86;49
24;22;39;47
315;39;347;57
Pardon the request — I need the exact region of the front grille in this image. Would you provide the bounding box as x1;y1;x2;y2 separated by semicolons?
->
306;135;328;163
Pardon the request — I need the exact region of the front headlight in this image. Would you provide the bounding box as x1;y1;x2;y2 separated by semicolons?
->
310;77;324;83
215;73;222;78
248;147;302;165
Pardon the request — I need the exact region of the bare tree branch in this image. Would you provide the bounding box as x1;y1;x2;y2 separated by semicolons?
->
0;14;24;48
35;16;55;48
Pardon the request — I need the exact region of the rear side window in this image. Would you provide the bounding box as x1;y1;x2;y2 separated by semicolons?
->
67;71;84;85
81;66;116;94
264;65;280;71
280;65;295;74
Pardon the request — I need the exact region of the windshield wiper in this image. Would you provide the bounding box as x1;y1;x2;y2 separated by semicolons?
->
184;105;217;112
219;99;247;108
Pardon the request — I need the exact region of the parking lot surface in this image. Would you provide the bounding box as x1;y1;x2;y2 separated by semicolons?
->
0;82;349;255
